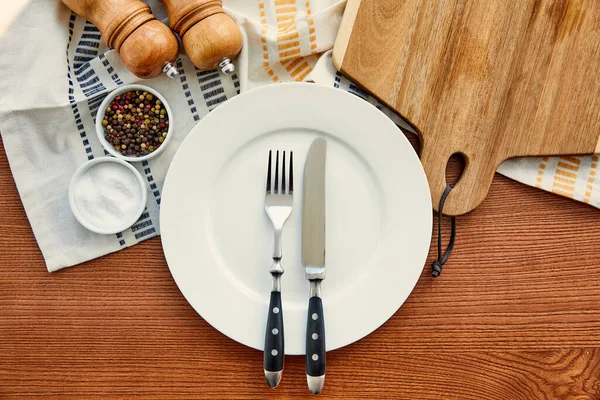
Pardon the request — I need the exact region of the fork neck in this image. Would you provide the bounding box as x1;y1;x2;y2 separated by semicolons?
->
272;227;283;259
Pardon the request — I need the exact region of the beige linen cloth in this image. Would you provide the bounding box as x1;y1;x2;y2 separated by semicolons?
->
0;0;596;272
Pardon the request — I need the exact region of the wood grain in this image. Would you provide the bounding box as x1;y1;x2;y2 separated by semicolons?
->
160;0;242;71
61;0;179;78
1;133;600;399
333;0;600;216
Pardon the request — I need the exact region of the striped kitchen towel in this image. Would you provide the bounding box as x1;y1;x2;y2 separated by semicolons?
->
0;0;597;272
0;0;344;272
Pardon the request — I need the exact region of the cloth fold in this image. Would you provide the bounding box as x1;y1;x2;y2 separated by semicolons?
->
0;0;597;272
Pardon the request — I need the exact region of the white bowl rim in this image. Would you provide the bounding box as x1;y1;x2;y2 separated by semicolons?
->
68;156;148;235
95;84;173;162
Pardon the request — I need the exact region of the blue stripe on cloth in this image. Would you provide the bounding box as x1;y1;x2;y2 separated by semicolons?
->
176;60;200;122
141;160;161;206
67;13;125;247
98;54;124;86
232;73;240;94
196;68;231;112
135;227;156;240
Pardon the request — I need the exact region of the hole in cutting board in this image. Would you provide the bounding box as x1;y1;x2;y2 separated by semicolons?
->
445;153;466;187
403;131;421;155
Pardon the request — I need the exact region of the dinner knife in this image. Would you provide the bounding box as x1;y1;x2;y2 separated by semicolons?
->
301;137;327;395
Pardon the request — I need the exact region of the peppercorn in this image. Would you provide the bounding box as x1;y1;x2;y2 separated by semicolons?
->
102;90;168;157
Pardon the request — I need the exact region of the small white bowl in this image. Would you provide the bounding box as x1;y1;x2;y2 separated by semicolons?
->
69;157;147;235
96;84;173;162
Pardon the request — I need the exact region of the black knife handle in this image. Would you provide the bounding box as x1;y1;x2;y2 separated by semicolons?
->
306;295;325;377
264;291;284;373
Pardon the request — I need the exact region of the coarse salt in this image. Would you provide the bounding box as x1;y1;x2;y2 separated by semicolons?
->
72;161;143;232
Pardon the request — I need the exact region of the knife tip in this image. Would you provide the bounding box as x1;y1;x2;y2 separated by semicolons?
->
311;137;327;149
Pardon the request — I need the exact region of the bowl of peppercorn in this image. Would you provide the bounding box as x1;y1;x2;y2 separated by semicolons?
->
96;84;173;162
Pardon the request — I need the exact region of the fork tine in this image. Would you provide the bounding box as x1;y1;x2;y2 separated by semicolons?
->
289;151;293;194
282;151;287;193
266;150;272;194
274;151;279;193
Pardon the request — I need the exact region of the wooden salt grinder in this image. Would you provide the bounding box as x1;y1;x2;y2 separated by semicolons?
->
160;0;242;74
61;0;180;79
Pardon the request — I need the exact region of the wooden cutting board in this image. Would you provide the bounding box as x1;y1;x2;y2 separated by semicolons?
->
333;0;600;215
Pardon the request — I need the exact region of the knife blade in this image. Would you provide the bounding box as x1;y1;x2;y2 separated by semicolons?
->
301;137;327;395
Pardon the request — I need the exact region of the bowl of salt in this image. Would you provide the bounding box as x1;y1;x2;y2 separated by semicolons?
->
69;157;147;234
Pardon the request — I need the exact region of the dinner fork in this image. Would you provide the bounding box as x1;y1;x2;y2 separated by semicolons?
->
264;150;293;389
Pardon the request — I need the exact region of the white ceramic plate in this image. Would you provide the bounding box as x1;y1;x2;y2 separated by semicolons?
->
161;83;432;354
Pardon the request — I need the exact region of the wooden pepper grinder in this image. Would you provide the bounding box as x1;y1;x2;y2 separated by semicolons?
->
62;0;180;79
160;0;242;74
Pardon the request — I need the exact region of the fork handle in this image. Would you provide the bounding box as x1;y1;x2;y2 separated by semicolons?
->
264;290;284;388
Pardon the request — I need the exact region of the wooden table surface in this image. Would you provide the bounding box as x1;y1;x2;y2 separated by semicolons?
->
1;135;600;399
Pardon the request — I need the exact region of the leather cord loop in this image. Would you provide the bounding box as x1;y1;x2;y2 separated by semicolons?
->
432;184;456;278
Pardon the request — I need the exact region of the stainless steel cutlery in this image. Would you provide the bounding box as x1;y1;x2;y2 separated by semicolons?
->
262;139;327;394
301;138;327;394
263;150;294;389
